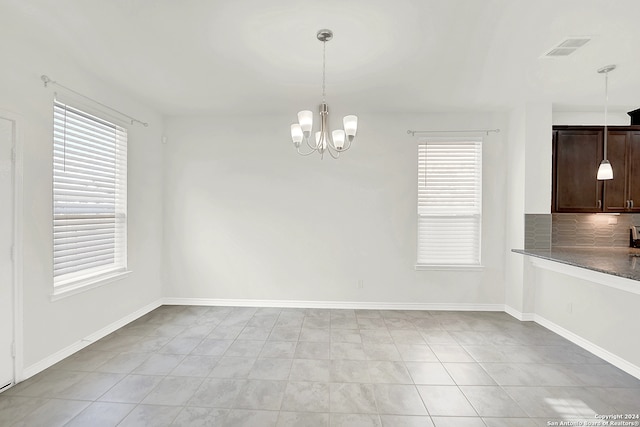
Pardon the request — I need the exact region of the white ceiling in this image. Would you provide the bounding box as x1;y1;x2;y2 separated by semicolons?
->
4;0;640;116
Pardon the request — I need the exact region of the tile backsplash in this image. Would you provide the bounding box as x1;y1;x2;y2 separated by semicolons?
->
525;214;552;250
552;213;640;247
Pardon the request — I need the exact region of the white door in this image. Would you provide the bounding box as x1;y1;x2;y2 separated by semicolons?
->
0;117;14;392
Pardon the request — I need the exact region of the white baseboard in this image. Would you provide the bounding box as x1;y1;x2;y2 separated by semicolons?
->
503;305;535;321
19;297;640;382
162;297;505;312
21;299;162;380
21;341;87;382
533;314;640;380
505;305;639;379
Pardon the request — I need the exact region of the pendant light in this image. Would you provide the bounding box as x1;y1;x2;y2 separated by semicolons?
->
597;64;616;180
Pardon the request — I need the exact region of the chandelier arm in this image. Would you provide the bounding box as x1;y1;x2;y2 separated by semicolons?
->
304;136;318;151
326;136;336;151
325;141;337;155
296;145;318;156
326;146;340;159
320;132;333;154
327;137;352;153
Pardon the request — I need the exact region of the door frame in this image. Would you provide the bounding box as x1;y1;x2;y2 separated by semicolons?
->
0;109;24;385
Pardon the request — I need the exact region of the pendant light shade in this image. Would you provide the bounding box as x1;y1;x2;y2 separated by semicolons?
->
298;111;313;136
291;124;303;145
597;159;613;180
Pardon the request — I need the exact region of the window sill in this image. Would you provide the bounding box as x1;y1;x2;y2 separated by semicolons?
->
51;269;132;301
415;264;484;271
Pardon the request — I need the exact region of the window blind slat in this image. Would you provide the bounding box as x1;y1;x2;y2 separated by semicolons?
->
54;245;116;262
55;237;115;249
54;228;117;238
53;151;118;171
53;126;117;149
53;160;118;178
53;100;128;283
53;104;126;138
54;258;115;276
54;173;116;184
53;164;118;181
417;139;482;265
53;146;117;166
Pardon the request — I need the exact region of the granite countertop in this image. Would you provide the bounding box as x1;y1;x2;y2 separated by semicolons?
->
512;247;640;282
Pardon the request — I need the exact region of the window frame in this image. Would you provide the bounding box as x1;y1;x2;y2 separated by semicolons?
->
416;137;483;270
51;99;129;298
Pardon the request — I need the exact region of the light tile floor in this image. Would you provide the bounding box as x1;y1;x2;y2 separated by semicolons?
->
1;306;639;426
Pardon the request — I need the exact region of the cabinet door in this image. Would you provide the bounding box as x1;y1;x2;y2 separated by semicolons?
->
603;131;629;211
627;131;640;212
554;130;603;212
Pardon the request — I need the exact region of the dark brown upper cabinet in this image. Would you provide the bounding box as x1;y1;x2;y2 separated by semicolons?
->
552;126;640;213
553;128;603;212
627;131;640;212
604;130;640;212
602;130;628;211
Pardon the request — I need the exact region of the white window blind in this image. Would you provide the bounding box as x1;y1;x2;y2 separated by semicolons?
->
417;138;482;266
53;100;127;287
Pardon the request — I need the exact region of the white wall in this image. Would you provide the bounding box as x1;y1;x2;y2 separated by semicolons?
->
0;23;164;369
533;266;640;369
504;106;526;312
553;111;631;126
504;103;552;314
163;112;508;305
524;103;552;214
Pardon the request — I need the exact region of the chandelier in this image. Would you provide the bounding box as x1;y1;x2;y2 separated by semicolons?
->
290;29;358;159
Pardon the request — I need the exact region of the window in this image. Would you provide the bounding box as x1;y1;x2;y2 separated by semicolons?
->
53;100;128;291
417;138;482;267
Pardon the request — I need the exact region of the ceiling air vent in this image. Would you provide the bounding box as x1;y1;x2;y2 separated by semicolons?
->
543;37;591;57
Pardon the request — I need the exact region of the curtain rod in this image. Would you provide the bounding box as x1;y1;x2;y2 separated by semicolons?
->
407;129;500;136
41;75;149;127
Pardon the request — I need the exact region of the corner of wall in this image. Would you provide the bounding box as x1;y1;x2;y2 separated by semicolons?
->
504;106;526;311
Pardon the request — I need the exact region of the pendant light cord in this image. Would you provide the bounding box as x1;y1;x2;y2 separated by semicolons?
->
604;71;609;160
